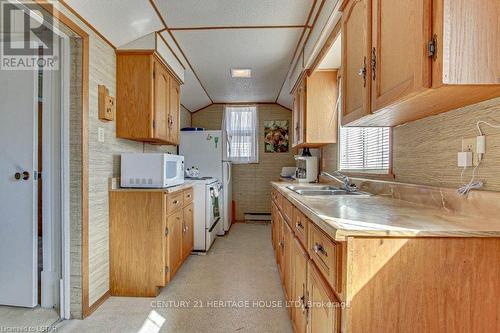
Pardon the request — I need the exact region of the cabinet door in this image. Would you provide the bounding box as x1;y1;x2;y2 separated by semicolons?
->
284;220;294;303
297;80;306;145
182;203;194;259
438;0;500;85
168;78;180;144
341;0;371;125
307;261;340;333
277;212;285;280
292;237;308;333
153;60;169;141
371;0;432;111
292;90;300;147
166;210;183;281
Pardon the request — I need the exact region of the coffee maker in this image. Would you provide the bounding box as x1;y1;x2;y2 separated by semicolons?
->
294;155;319;183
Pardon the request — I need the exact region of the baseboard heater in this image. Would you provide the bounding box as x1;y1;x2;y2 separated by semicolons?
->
244;213;271;222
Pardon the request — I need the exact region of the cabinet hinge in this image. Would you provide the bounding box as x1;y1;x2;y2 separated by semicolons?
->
153;69;155;79
428;34;437;60
165;266;169;273
165;227;169;236
153;120;156;129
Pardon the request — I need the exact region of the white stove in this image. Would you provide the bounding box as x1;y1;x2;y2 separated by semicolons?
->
185;177;223;252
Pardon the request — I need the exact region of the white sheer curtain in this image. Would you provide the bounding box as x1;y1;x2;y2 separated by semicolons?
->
222;105;259;164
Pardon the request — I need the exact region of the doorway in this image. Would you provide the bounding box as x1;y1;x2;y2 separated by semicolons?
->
0;0;72;326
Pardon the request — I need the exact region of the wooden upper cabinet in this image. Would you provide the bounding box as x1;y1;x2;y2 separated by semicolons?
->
370;0;432;111
436;0;500;85
341;0;500;127
291;70;338;148
341;0;371;125
116;51;182;145
153;60;170;142
168;79;181;145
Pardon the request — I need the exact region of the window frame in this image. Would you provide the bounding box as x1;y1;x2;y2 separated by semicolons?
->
337;126;395;180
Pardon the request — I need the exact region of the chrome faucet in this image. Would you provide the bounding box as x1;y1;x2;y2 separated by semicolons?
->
320;171;357;192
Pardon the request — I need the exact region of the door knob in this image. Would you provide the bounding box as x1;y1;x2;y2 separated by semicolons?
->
14;171;30;180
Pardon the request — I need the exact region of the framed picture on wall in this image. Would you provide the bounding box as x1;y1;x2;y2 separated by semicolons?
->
264;120;289;153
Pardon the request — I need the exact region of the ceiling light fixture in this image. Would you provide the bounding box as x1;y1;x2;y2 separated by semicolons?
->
231;68;252;78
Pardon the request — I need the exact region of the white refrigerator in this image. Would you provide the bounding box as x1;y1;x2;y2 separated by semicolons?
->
180;131;232;234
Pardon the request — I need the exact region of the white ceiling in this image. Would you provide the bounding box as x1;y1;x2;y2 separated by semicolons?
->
156;0;312;28
180;68;212;111
318;34;342;69
173;28;302;103
64;0;163;47
62;0;320;111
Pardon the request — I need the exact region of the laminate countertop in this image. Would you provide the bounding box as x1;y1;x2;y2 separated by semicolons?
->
271;182;500;241
109;182;193;194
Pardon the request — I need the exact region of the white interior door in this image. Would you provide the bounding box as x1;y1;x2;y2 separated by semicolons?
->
0;68;38;307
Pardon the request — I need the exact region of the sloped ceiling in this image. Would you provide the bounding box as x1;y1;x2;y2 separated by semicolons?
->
62;0;323;111
63;0;163;47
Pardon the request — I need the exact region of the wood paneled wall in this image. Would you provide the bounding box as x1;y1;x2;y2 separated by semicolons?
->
192;104;296;221
322;97;500;191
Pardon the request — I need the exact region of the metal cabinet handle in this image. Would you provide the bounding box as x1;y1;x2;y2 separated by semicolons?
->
295;221;303;229
358;56;367;87
313;243;327;256
173;200;179;204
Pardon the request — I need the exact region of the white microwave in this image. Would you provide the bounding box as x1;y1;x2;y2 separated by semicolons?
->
120;153;185;188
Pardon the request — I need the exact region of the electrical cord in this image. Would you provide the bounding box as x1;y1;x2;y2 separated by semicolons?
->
457;160;483;196
457;120;500;196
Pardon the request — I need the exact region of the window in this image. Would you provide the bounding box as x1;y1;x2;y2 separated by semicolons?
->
222;105;259;164
339;127;391;174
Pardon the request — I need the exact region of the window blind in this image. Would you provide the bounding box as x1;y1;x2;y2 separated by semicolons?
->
339;127;391;173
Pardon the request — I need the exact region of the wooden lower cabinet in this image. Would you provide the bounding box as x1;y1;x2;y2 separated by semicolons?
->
109;187;194;297
283;220;294;312
166;210;183;281
272;193;341;333
272;186;500;333
307;261;340;333
292;237;309;333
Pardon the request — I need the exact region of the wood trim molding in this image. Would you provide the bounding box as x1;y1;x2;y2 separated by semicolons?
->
190;102;292;114
33;0;91;318
170;25;309;31
149;0;214;103
157;32;187;70
275;0;320;102
58;0;116;50
87;291;110;316
180;103;191;112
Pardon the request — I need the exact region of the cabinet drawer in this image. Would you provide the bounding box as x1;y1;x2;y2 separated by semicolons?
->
282;198;293;224
308;222;342;292
183;188;194;205
272;189;282;208
292;208;308;248
167;192;184;215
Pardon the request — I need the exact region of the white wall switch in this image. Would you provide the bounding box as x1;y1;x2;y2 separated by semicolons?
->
98;127;105;143
457;151;473;167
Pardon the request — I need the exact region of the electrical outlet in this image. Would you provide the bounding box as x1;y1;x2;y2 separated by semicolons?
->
462;137;479;166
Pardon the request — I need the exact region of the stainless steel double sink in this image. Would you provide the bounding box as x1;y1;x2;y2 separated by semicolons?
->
286;185;372;198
